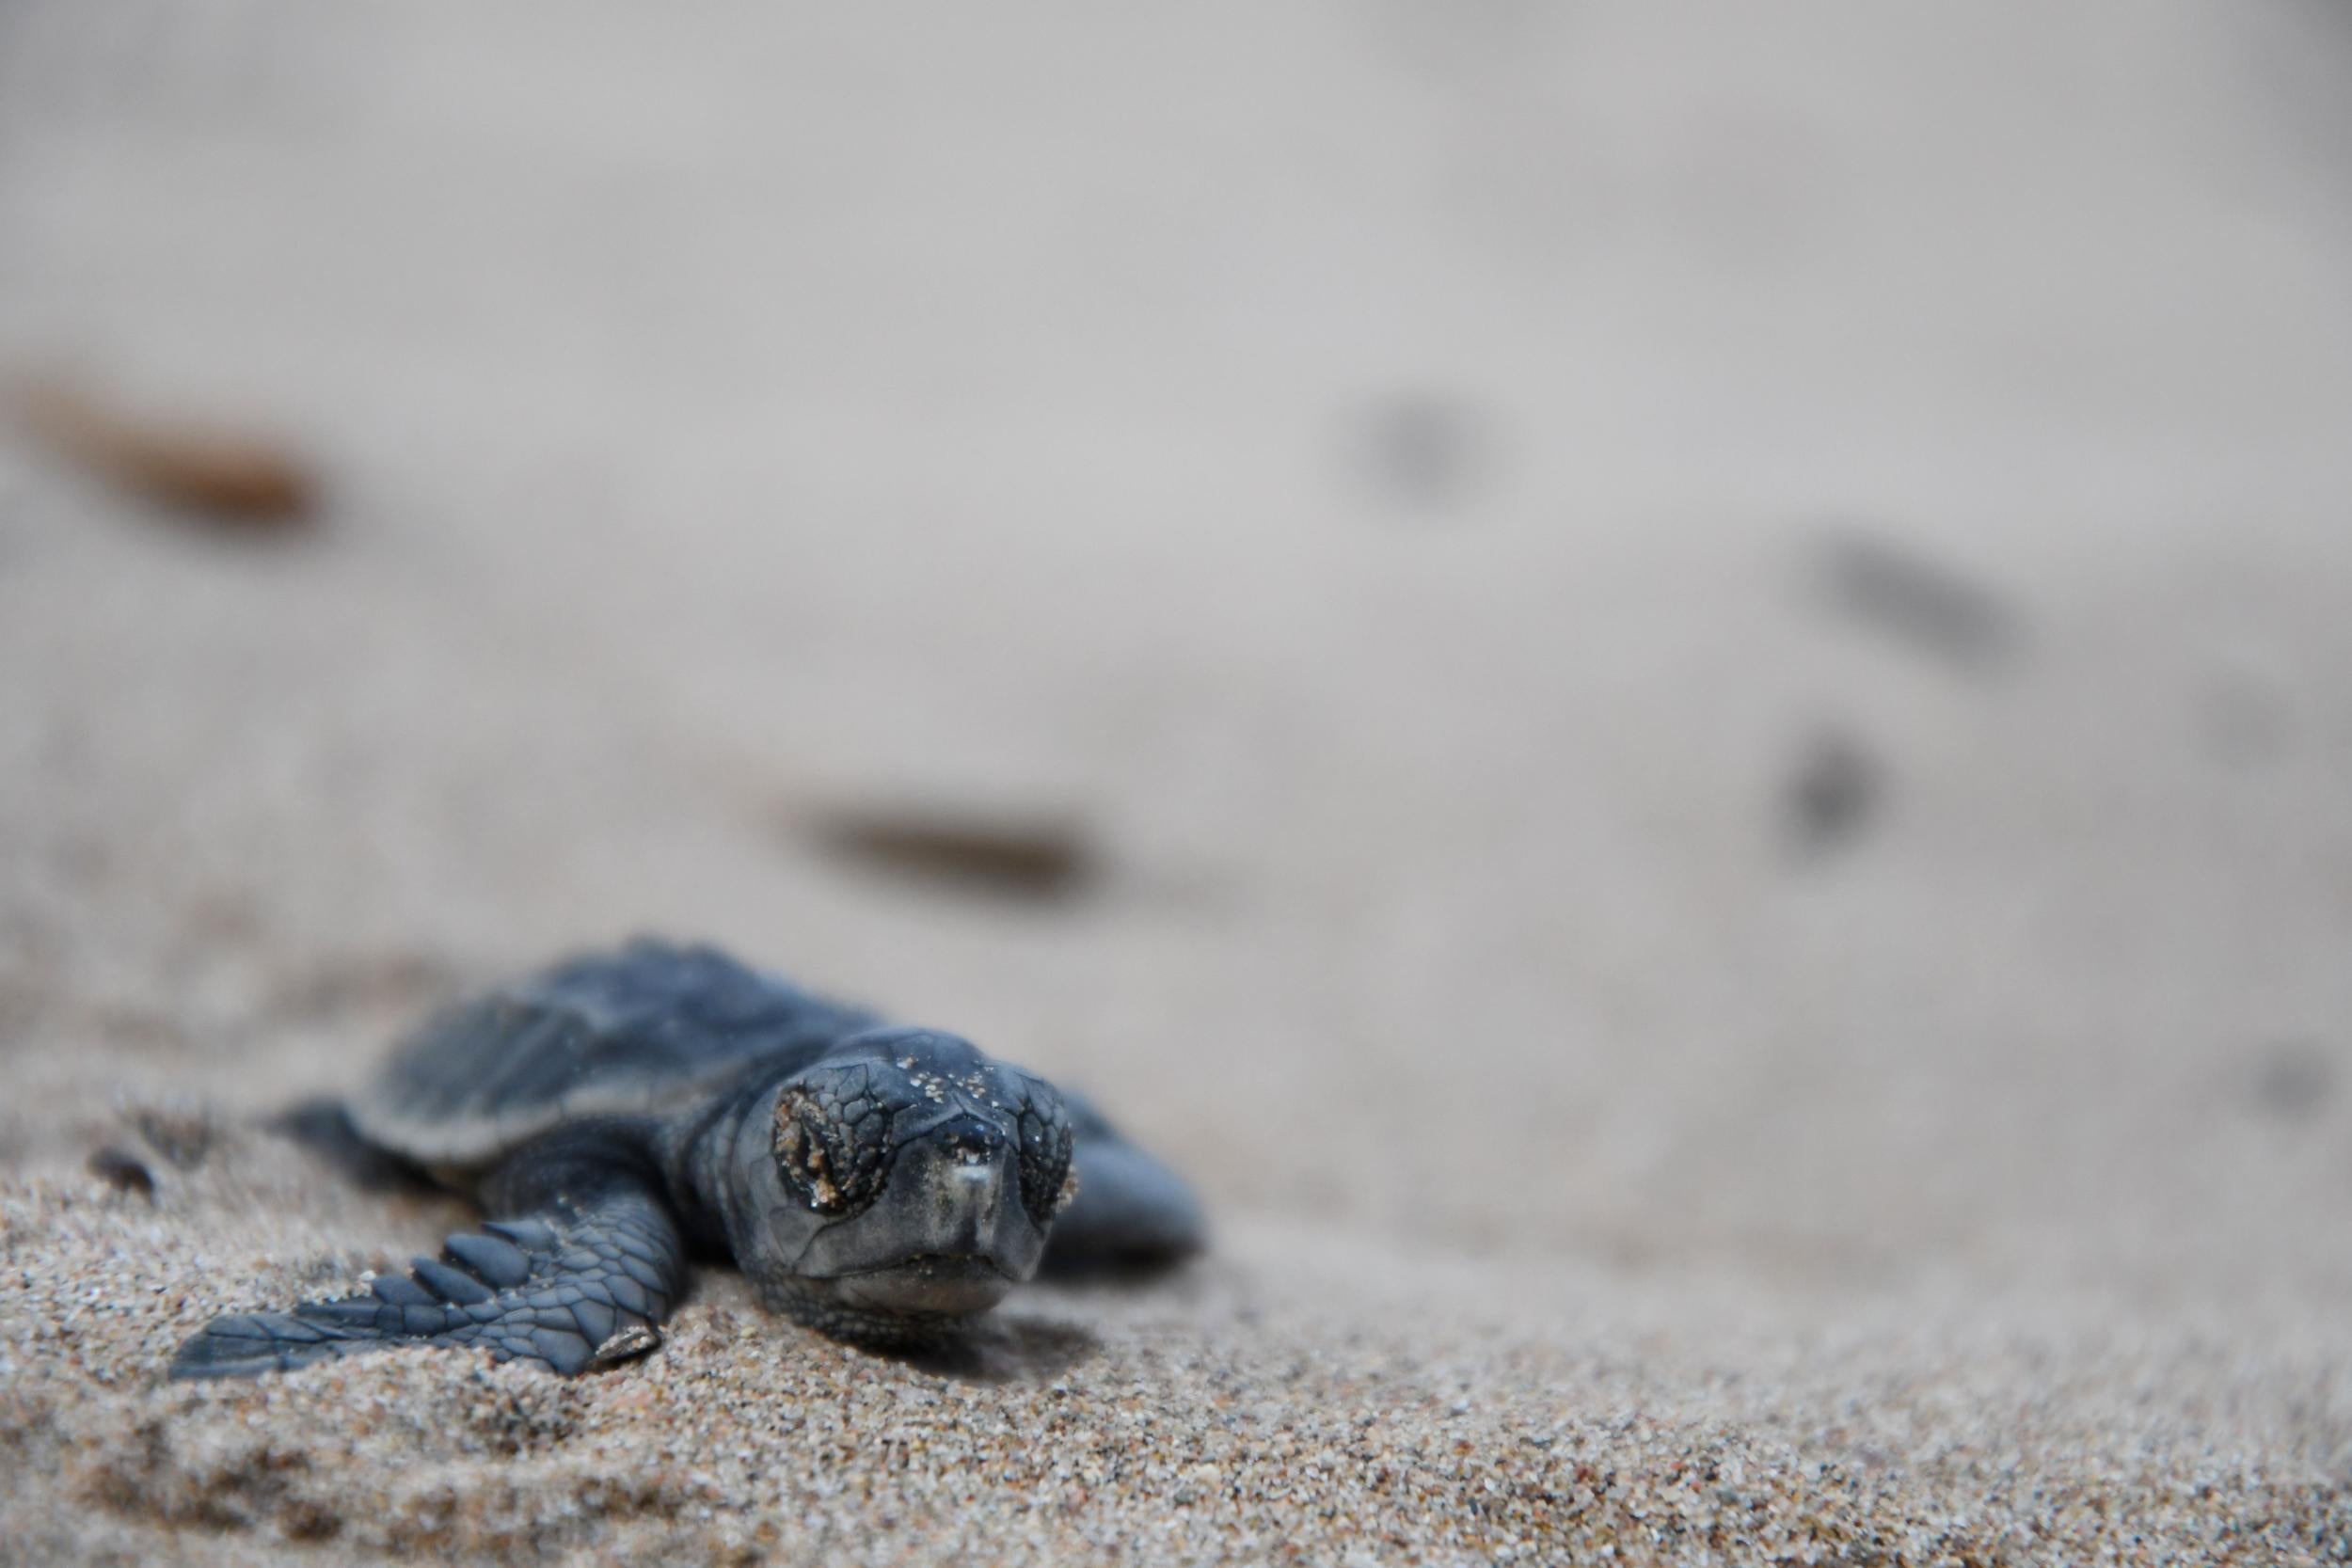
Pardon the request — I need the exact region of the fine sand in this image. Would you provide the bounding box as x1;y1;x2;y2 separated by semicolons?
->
4;4;2352;1563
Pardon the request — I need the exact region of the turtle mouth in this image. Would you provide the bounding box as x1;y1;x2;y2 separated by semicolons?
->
825;1253;1014;1316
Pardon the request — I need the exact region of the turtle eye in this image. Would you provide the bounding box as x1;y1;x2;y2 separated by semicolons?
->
773;1083;886;1216
1013;1092;1076;1226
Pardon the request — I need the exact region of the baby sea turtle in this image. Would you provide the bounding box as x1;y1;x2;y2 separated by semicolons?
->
170;940;1203;1379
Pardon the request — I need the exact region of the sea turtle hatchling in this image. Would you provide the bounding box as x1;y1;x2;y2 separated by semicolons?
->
169;940;1203;1379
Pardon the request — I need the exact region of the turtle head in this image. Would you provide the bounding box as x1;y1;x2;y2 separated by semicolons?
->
736;1027;1075;1338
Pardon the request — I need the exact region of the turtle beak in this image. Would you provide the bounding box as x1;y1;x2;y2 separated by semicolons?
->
792;1116;1048;1311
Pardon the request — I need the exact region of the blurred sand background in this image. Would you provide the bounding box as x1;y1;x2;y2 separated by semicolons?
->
4;2;2351;1562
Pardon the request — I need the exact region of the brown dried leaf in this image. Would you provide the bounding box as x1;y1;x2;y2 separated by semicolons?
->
17;377;319;529
86;1145;156;1198
802;801;1098;900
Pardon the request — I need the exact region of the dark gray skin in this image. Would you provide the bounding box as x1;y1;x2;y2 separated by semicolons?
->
169;941;1202;1379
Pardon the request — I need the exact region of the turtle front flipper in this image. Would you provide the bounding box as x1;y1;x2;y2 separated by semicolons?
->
170;1131;687;1380
1037;1091;1205;1277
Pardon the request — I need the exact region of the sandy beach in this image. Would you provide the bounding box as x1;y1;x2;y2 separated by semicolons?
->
4;4;2351;1562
